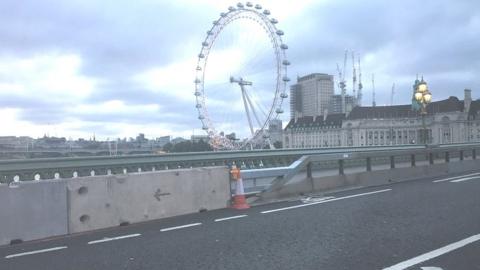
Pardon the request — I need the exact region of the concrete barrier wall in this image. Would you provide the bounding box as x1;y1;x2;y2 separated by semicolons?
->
67;167;230;233
0;166;230;245
0;180;68;246
261;159;480;200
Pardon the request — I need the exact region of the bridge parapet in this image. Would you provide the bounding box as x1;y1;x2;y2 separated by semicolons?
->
235;143;480;195
1;143;479;185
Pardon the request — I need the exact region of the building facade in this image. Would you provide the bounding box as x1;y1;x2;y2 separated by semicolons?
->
290;73;334;119
268;119;283;145
284;89;480;148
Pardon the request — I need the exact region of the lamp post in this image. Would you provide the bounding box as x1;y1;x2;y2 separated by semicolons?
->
414;77;432;144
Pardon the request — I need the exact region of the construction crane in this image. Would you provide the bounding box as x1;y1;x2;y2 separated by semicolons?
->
390;83;395;106
372;74;376;107
357;56;363;106
351;51;357;106
336;50;348;113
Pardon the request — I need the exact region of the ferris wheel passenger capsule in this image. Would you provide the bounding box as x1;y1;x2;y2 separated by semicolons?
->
198;53;205;58
213;20;219;25
220;12;227;17
196;66;202;71
282;76;290;82
194;91;201;96
237;3;244;8
228;6;236;11
202;41;209;47
194;78;201;84
263;10;271;15
255;4;262;9
207;30;213;35
246;2;253;7
195;103;202;108
202;125;208;130
198;115;205;120
282;60;291;66
276;30;284;36
276;108;284;114
270;18;278;24
280;93;288;98
280;44;288;50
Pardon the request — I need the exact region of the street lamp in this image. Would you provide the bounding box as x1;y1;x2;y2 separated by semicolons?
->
413;77;432;144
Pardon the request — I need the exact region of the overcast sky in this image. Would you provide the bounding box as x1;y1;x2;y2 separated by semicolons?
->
0;0;479;140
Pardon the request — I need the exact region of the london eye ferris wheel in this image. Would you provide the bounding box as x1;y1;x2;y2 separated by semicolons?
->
194;2;290;150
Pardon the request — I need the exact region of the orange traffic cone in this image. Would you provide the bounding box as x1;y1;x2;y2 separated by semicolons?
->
230;165;250;210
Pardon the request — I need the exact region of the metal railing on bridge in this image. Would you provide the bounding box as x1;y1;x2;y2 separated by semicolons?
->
0;143;479;185
238;143;480;194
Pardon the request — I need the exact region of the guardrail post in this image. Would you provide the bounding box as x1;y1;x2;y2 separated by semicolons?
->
460;150;464;161
445;151;450;163
390;156;395;169
366;157;372;172
306;162;312;178
429;153;434;165
473;149;477;160
339;160;344;175
411;154;416;167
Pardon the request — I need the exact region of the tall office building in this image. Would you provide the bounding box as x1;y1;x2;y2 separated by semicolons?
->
329;94;356;114
290;73;334;119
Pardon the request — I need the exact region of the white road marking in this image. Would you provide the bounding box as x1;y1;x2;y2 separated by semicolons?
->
421;267;443;270
383;233;480;270
160;223;202;232
450;176;480;183
261;189;392;214
214;215;248;222
301;196;335;204
87;233;141;245
5;246;68;259
433;172;480;183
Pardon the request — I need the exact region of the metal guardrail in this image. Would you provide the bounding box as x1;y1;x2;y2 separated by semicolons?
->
1;143;479;184
239;143;480;194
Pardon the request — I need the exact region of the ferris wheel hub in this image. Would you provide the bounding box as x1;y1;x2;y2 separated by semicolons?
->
230;76;252;86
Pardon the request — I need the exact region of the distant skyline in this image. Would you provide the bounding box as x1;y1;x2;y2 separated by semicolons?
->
0;0;479;140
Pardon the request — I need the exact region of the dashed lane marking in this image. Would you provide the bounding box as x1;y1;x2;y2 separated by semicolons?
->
160;223;202;232
450;176;480;183
214;215;248;222
5;246;68;259
383;234;480;270
87;233;141;245
260;189;392;214
432;172;480;183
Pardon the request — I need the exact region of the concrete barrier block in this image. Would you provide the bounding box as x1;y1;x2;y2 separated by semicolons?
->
68;167;230;233
0;180;68;246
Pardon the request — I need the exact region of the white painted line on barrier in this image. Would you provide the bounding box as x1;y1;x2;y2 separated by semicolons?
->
160;223;202;232
450;176;480;183
383;234;480;270
433;172;480;183
261;189;392;214
87;233;141;245
214;215;248;222
5;246;68;259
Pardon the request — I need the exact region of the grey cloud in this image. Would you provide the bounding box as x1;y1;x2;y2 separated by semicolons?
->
1;0;480;138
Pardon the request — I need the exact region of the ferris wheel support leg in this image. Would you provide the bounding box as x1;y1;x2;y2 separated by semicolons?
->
240;85;255;136
244;89;263;128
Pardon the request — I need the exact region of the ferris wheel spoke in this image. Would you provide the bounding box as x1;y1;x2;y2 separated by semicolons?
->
249;86;270;119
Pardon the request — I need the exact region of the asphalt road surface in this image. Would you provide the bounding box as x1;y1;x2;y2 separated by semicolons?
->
1;171;480;270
